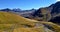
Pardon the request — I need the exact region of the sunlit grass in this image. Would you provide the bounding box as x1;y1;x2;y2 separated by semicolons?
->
0;11;59;32
41;22;60;32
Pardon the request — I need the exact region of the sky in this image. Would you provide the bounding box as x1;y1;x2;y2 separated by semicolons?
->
0;0;59;10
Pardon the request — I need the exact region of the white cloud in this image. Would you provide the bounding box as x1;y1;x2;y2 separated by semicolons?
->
56;0;60;1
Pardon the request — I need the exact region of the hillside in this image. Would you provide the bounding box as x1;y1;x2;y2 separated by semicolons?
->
27;1;60;24
0;11;38;24
0;2;60;23
0;11;59;32
0;11;38;32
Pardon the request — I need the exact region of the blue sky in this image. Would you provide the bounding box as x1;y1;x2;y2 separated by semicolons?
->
0;0;57;10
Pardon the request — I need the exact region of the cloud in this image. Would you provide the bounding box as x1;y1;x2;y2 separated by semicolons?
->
56;0;60;1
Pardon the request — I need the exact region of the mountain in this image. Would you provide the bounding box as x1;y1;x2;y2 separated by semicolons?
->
0;1;60;26
29;1;60;24
51;1;60;16
0;8;36;18
19;9;36;18
0;1;60;32
49;16;60;24
0;8;12;12
48;1;60;24
0;1;60;24
29;7;51;21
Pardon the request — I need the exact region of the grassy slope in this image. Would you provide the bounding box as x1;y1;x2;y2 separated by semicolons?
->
41;22;60;32
0;11;37;24
0;11;38;32
0;11;60;32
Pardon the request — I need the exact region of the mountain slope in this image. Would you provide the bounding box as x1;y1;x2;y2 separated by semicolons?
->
0;11;60;32
0;11;38;32
0;11;38;24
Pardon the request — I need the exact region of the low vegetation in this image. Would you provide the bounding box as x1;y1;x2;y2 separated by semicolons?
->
0;11;60;32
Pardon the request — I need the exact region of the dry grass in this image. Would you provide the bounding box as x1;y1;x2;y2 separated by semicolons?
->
13;27;45;32
41;22;60;32
0;11;59;32
0;11;38;32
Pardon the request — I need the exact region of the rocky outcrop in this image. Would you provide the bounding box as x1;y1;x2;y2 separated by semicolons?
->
49;16;60;24
51;1;60;16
